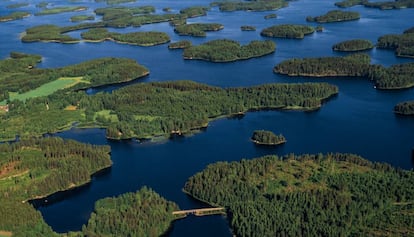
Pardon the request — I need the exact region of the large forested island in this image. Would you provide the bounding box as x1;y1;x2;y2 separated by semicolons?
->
306;10;360;23
183;39;276;62
211;0;288;12
0;52;338;141
335;0;414;9
184;153;414;236
377;27;414;58
332;39;374;52
260;24;315;39
274;54;414;89
81;28;170;46
394;101;414;115
0;52;149;103
34;6;87;16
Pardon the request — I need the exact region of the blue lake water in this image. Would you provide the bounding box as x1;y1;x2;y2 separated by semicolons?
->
1;0;414;235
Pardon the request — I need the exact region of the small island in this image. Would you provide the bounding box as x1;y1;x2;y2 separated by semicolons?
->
394;101;414;115
183;39;276;62
306;10;360;23
241;25;256;31
376;27;414;58
0;12;30;22
82;187;180;236
179;6;210;17
261;24;315;39
70;15;95;22
264;13;277;19
95;0;137;4
332;39;374;52
81;28;171;46
251;130;286;145
174;23;224;37
168;40;192;49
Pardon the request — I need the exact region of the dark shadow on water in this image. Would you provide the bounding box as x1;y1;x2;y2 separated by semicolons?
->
30;167;112;208
82;74;150;95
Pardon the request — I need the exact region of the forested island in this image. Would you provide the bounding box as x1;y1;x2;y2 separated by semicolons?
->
394;101;414;115
264;13;277;19
260;24;315;39
332;39;374;52
377;27;414;58
95;0;137;4
306;10;360;23
0;54;338;141
241;25;256;31
335;0;414;9
81;187;180;237
251;130;286;145
274;54;414;89
70;15;95;22
81;28;170;46
183;39;276;62
0;52;149;103
34;6;87;16
174;23;224;37
211;0;288;12
0;11;30;22
168;40;192;49
6;3;29;9
184;153;414;236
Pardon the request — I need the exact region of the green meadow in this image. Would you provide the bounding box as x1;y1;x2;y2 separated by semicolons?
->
0;77;88;105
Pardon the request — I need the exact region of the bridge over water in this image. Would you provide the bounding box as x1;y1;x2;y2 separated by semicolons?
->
172;207;225;217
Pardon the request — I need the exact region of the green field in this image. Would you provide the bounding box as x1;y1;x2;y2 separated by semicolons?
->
0;77;88;105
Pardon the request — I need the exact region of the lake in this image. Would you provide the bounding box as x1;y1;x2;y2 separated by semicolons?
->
1;0;414;236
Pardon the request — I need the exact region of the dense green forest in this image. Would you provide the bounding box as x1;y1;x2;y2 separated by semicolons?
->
184;153;414;237
260;24;315;39
0;78;338;141
81;187;180;237
183;39;276;62
376;27;414;58
274;54;414;89
0;11;30;22
306;10;360;23
332;39;374;52
174;23;224;37
274;53;371;77
81;28;170;46
251;130;286;145
179;6;210;17
335;0;414;9
394;101;414;115
211;0;288;12
0;52;149;102
0;137;111;236
168;40;192;49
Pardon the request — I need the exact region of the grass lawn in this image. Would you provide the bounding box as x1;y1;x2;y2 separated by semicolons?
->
0;77;89;105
